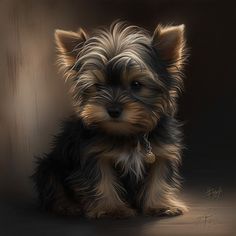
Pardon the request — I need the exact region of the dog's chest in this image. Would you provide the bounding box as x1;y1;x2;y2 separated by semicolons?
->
114;144;146;181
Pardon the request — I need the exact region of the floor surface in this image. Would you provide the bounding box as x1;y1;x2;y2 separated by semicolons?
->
1;187;235;236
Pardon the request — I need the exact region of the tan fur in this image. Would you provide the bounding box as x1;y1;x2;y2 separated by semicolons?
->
122;102;157;131
153;24;186;68
54;28;87;80
86;159;135;218
80;103;109;125
79;94;158;135
49;21;188;218
138;143;188;215
153;24;187;109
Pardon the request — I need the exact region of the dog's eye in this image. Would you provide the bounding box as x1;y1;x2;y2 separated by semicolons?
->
130;81;142;91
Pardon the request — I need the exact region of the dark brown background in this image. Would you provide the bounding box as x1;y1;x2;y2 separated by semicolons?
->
0;1;235;235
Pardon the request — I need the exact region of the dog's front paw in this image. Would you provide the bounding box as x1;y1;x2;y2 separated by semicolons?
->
144;203;188;217
86;206;136;219
146;207;183;217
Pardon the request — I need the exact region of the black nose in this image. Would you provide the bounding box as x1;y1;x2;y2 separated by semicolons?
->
107;105;122;118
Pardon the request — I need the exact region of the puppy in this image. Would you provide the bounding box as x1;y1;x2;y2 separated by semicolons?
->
32;21;188;218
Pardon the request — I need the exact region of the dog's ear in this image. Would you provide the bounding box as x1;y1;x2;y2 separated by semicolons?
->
55;28;87;74
153;25;187;108
152;24;186;67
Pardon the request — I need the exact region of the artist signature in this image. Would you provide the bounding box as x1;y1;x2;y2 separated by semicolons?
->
197;186;223;226
206;186;222;200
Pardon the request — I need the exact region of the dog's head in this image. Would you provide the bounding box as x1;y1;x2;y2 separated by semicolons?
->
55;22;186;135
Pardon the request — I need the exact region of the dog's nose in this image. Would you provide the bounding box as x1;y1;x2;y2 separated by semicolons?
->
107;105;122;118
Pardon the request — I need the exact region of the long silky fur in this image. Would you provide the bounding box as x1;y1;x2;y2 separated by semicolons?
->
32;21;188;218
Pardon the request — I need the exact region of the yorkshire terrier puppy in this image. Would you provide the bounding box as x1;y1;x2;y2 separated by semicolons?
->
32;21;188;218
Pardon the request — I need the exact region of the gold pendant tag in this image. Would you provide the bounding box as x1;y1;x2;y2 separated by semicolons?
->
144;151;156;164
143;133;156;164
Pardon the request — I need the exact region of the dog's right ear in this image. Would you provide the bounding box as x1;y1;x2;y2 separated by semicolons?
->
55;28;87;75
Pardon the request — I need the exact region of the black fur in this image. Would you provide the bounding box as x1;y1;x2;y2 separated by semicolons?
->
32;114;181;212
32;21;187;217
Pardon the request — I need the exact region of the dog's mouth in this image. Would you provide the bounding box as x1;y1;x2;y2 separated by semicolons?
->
99;120;136;134
97;118;151;135
107;117;123;122
80;103;158;134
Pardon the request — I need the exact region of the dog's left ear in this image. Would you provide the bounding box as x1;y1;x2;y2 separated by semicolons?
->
152;24;186;67
55;28;88;74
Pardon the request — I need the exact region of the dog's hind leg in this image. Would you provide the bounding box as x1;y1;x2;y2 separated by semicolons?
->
32;156;82;216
